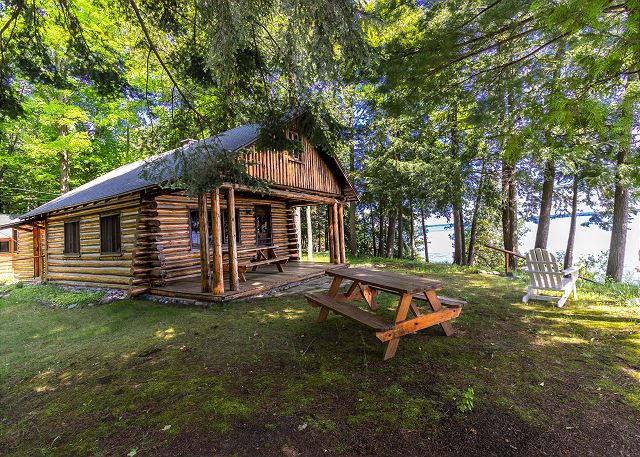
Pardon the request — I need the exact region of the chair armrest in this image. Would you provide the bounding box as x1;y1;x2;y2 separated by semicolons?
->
562;267;579;276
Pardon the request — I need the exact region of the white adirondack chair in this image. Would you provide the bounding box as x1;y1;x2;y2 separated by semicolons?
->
522;248;579;307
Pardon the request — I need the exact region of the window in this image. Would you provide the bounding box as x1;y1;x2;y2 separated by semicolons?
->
13;228;18;252
254;205;272;246
189;208;211;248
222;208;241;245
0;241;10;253
286;129;303;161
64;220;80;255
100;214;121;254
189;208;240;247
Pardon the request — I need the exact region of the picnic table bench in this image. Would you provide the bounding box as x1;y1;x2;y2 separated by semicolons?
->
223;245;289;282
304;267;466;360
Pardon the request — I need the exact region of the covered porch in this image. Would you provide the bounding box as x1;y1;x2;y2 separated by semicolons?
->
168;183;348;300
149;260;338;302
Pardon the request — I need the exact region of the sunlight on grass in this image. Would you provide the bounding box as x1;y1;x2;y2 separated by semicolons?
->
154;327;177;340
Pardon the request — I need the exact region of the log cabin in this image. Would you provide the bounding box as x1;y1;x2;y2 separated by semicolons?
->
1;119;357;301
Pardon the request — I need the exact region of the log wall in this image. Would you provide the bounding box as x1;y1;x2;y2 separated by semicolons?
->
151;192;299;284
44;194;140;289
12;228;37;280
0;253;12;277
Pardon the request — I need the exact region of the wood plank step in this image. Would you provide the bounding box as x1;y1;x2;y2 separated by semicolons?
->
304;293;394;331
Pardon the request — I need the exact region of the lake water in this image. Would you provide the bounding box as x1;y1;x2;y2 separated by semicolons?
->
422;214;640;283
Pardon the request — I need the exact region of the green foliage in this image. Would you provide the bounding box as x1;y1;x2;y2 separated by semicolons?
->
457;387;475;413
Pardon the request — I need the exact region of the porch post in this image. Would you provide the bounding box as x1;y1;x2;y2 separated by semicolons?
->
328;205;335;263
294;206;302;260
210;188;224;295
227;186;239;291
306;206;313;261
332;203;340;264
338;203;346;264
198;193;212;292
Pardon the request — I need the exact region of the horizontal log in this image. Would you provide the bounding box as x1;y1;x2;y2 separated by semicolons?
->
47;273;131;285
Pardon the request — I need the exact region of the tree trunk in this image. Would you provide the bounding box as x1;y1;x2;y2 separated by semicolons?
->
459;209;466;265
606;91;634;280
564;176;579;270
420;206;429;263
59;149;70;194
397;203;404;258
378;205;385;257
535;159;555;249
409;201;416;259
370;209;376;256
467;159;486;265
385;210;396;258
449;102;465;266
452;204;464;265
349;202;357;256
501;161;518;271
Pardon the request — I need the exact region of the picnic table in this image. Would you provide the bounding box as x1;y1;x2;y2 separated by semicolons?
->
223;245;289;282
304;267;465;360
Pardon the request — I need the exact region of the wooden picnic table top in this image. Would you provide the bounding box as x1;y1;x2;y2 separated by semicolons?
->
325;266;444;295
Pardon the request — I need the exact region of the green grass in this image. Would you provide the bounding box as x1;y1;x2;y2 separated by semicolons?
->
0;258;639;455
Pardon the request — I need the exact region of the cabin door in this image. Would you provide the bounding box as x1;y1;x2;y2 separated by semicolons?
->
254;205;272;246
33;227;42;279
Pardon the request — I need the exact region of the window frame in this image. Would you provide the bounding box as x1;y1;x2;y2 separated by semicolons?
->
221;207;242;246
99;213;122;255
189;207;241;249
286;129;303;163
254;205;273;247
0;240;10;253
188;207;211;250
63;219;81;257
12;228;18;252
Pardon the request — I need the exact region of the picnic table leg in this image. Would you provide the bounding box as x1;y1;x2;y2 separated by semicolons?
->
317;306;330;322
383;292;413;360
327;276;343;297
251;249;268;271
317;276;344;322
409;303;422;317
343;281;360;299
424;290;455;336
360;285;379;310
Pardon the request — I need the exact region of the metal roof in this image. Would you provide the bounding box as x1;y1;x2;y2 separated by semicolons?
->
17;122;355;221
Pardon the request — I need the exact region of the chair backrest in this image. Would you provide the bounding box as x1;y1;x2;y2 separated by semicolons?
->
525;248;562;289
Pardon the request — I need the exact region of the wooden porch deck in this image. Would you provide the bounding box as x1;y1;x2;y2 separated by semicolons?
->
149;261;339;302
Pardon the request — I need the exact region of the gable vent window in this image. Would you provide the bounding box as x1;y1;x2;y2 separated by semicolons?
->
100;214;121;254
286;130;303;161
64;220;81;255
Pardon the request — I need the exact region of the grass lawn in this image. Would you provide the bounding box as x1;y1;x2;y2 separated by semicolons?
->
1;259;639;456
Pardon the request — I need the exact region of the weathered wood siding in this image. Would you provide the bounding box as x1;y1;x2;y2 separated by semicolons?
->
0;252;12;277
245;136;343;196
12;228;37;280
45;195;140;289
146;192;298;284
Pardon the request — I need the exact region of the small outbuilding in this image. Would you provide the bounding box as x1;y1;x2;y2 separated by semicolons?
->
3;118;357;301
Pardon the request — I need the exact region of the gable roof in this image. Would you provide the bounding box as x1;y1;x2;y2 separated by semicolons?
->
17;122;356;221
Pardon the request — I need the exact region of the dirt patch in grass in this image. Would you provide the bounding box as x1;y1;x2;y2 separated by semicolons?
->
1;263;639;456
